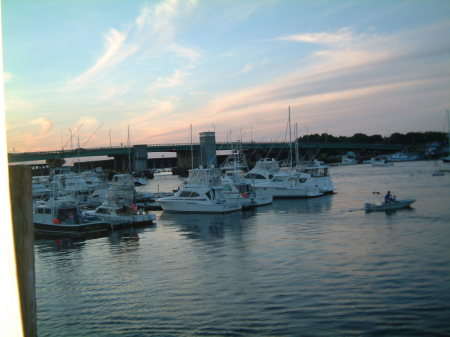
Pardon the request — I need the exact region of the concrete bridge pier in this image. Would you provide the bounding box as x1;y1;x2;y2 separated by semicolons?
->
132;145;148;174
110;145;148;173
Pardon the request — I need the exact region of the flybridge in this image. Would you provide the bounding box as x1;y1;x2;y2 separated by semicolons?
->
8;142;404;163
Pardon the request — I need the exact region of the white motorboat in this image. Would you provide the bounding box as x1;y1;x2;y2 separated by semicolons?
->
365;199;416;212
254;171;322;198
363;158;376;164
372;160;393;167
244;158;281;183
220;143;272;208
156;167;242;213
33;198;108;236
32;176;51;198
134;176;148;186
221;174;272;208
389;152;419;162
340;155;357;165
245;158;322;198
295;160;334;194
85;201;156;227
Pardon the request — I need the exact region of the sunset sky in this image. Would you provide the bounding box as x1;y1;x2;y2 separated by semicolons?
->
3;0;450;152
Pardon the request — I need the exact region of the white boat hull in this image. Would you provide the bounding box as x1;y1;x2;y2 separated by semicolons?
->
157;199;242;213
372;162;393;167
255;186;322;198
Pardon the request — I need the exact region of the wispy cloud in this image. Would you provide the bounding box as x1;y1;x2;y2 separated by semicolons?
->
152;69;187;89
30;118;53;136
66;0;200;93
273;27;361;46
66;28;139;92
238;57;268;74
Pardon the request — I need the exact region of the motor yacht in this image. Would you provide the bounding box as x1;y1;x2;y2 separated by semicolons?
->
294;160;334;194
221;174;272;208
245;158;322;198
156;167;242;213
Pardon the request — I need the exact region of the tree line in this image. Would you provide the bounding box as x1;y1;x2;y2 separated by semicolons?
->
297;131;447;145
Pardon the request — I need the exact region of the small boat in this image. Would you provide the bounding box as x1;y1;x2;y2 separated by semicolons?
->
134;176;148;186
33;198;108;236
365;199;415;212
340;155;357;165
156;167;242;213
389;152;419;162
372;160;393;167
85;201;156;228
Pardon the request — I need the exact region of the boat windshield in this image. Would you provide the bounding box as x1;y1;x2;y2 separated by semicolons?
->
179;191;201;198
272;176;287;182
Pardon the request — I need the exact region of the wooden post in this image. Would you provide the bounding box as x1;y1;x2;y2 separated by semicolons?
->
9;165;36;337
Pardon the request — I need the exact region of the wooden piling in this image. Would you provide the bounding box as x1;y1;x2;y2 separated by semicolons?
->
9;165;36;337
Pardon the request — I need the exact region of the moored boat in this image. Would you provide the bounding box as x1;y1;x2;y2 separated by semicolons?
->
156;167;242;213
85;201;156;228
33;198;108;236
372;160;393;167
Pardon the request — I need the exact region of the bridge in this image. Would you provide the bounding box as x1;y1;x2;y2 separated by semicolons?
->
8;141;404;163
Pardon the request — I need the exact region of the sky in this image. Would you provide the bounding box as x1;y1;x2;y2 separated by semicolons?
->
3;0;450;153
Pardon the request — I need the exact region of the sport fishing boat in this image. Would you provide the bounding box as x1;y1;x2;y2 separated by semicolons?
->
294;160;334;194
244;158;281;183
156;167;242;213
254;171;322;198
33;198;108;236
245;158;322;198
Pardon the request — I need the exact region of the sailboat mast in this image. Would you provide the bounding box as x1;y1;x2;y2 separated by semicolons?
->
447;110;450;154
295;122;299;168
128;125;131;173
288;106;293;168
190;124;194;169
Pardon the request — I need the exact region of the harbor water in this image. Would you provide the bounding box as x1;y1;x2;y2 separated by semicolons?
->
35;161;450;336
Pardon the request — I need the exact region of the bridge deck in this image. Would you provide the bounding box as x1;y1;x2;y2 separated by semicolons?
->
8;142;404;163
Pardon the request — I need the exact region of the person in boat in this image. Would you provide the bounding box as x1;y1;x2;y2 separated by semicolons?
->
384;191;392;203
74;211;80;224
392;195;397;202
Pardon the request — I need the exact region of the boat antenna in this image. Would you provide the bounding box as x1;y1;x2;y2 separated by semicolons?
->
295;122;299;168
190;124;194;169
289;106;293;168
127;125;131;173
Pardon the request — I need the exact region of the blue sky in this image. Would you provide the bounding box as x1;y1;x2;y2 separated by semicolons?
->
3;0;450;152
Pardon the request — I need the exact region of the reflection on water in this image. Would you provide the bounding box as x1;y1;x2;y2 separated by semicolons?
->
270;193;334;214
160;211;250;241
35;161;450;337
